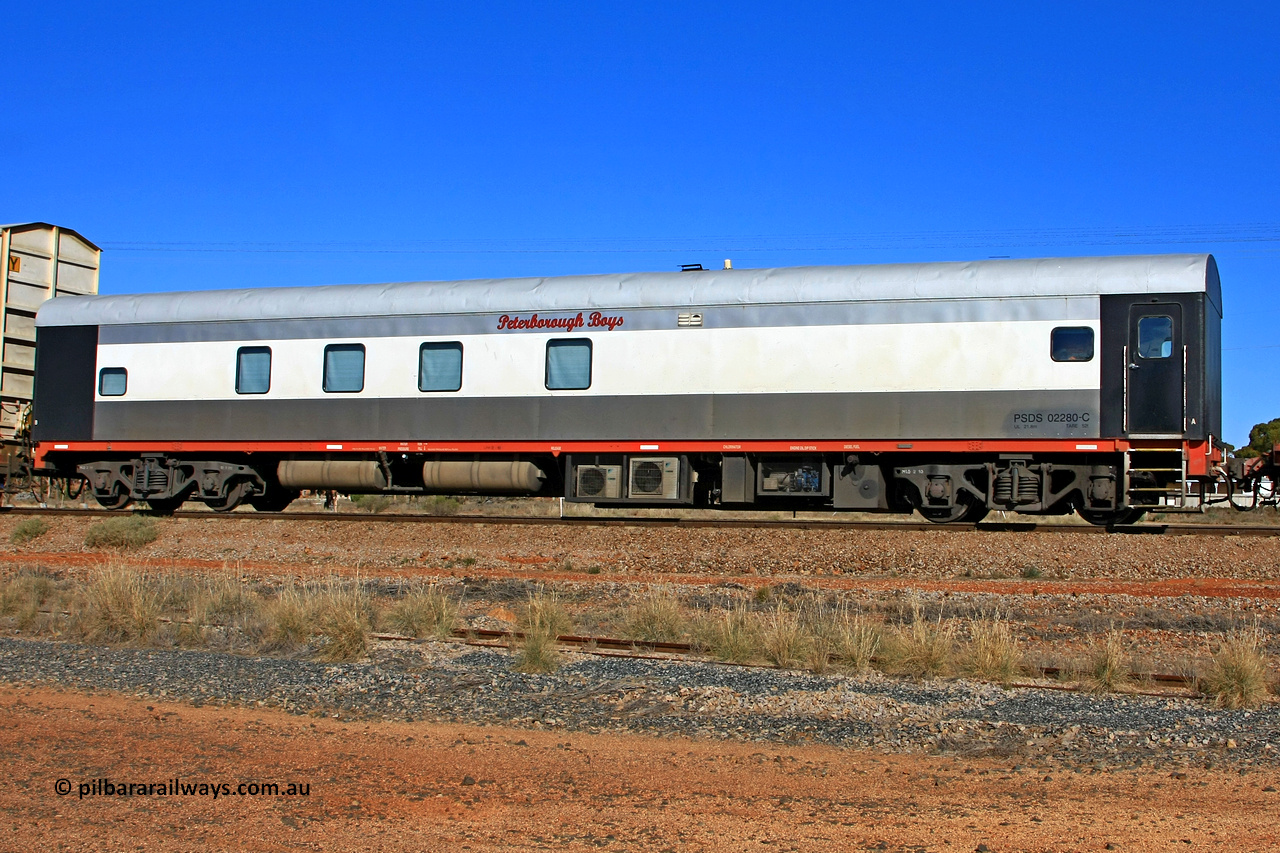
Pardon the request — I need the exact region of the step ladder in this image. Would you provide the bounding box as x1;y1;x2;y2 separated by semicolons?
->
1125;445;1198;512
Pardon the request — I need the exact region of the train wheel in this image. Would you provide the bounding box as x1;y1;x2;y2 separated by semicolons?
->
1078;507;1147;526
94;488;133;510
920;498;989;524
203;480;252;512
248;489;301;513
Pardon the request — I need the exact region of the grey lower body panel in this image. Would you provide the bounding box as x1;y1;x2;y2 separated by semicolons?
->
90;390;1102;443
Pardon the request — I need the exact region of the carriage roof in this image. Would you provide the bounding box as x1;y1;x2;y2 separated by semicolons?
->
36;253;1219;328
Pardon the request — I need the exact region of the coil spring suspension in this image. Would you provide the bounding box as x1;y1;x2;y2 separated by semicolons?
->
132;460;169;494
994;463;1039;505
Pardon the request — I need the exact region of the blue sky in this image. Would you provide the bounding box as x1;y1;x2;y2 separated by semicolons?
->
5;3;1278;445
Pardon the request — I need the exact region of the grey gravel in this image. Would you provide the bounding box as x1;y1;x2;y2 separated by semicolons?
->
2;636;1277;770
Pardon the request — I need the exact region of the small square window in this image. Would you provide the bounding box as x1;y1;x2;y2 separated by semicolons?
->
323;344;365;393
546;339;592;390
1137;315;1173;359
236;346;272;394
99;367;127;397
419;342;463;392
1050;327;1094;362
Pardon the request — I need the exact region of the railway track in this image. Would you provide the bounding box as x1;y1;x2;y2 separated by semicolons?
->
2;504;1277;536
374;627;1201;693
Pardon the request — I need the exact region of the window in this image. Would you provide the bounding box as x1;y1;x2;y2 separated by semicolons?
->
323;344;365;392
545;339;592;390
236;346;272;394
98;367;127;397
1050;327;1094;362
418;342;463;392
1137;316;1173;359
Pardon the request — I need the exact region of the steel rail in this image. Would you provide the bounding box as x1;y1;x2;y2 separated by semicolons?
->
1;504;1277;536
17;610;1206;693
368;628;1201;691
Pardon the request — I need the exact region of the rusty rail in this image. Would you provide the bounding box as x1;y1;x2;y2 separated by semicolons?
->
366;627;1202;693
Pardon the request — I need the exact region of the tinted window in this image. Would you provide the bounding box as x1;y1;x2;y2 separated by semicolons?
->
323;344;365;392
1050;327;1094;362
236;346;272;394
99;367;127;397
418;342;463;392
546;339;592;390
1137;315;1173;359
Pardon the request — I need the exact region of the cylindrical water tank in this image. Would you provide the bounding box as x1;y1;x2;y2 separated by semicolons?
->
277;460;387;492
421;460;545;494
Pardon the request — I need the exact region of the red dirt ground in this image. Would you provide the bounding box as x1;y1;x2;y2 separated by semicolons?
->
5;686;1277;852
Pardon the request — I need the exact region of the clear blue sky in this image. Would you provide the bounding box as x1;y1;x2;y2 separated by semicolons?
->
5;3;1277;446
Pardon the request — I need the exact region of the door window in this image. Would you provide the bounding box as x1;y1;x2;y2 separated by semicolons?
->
1136;316;1173;359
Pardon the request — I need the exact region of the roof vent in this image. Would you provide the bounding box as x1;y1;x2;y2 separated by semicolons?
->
680;263;704;272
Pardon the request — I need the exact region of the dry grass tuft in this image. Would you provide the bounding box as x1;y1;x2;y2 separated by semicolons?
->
350;494;393;514
4;565;373;661
83;516;159;550
0;570;58;629
816;606;882;674
697;604;760;664
203;574;261;621
626;586;687;643
384;584;459;640
882;603;955;678
513;629;560;674
1201;627;1271;709
308;581;372;662
797;600;837;673
150;572;266;649
760;607;811;669
1083;628;1132;693
519;589;573;638
512;590;573;673
261;583;312;652
10;517;50;545
73;564;160;644
427;496;461;516
887;620;956;678
963;617;1024;685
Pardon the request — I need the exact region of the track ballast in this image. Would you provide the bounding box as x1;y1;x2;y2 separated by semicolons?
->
2;505;1277;536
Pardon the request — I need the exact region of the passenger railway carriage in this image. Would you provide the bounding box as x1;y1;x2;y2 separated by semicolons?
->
30;254;1223;523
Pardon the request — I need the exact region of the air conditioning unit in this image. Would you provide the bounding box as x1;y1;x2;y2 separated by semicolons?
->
575;464;621;499
628;456;680;500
